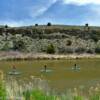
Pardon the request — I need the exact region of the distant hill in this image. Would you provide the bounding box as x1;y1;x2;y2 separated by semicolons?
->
0;24;100;54
0;24;100;40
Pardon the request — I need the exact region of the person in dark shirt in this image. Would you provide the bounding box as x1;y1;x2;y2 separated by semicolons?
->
44;65;47;72
74;64;77;69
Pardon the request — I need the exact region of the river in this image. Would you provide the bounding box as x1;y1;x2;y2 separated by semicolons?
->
0;59;100;92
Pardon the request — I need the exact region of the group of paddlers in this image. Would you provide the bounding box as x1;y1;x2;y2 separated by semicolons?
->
10;64;80;75
43;64;80;72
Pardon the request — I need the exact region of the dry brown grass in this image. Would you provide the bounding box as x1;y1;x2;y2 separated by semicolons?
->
0;51;100;61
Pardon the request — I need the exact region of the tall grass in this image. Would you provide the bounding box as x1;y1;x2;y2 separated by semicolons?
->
0;71;100;100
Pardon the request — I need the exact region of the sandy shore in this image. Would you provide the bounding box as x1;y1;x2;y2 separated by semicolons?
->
0;51;100;60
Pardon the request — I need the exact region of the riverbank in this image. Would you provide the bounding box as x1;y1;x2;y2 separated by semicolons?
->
0;51;100;61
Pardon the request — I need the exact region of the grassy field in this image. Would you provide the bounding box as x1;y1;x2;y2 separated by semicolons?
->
1;78;100;100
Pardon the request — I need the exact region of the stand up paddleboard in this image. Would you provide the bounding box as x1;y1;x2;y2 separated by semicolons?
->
8;71;21;75
8;65;21;75
40;65;53;73
72;64;80;71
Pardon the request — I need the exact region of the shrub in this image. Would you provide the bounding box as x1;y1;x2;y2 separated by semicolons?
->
30;90;56;100
35;24;38;27
13;40;26;51
95;40;100;54
95;47;100;54
5;25;8;28
0;81;6;100
75;47;86;54
85;23;89;27
66;40;72;46
65;47;73;54
1;42;12;51
85;23;89;31
91;34;99;42
47;22;52;26
86;49;94;54
58;47;73;54
46;44;55;54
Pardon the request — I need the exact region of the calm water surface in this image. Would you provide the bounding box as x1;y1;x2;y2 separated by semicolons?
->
0;59;100;92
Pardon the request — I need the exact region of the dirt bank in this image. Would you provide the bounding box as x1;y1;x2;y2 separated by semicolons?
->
0;51;100;60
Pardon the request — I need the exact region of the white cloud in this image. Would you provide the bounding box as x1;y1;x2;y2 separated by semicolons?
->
63;0;100;5
84;5;100;26
30;0;57;18
0;0;58;27
30;7;47;18
62;0;100;26
90;5;100;15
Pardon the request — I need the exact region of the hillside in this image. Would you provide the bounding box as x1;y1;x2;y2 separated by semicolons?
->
0;24;100;54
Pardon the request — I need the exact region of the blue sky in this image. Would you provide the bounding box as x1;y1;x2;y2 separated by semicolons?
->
0;0;100;26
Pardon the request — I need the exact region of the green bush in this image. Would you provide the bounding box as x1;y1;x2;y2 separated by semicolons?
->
95;41;100;54
47;22;52;26
86;49;94;54
58;47;73;54
46;44;55;54
90;94;100;100
23;90;56;100
75;47;86;54
13;40;26;51
5;25;8;28
66;40;72;46
95;47;100;54
35;24;38;27
0;81;6;100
